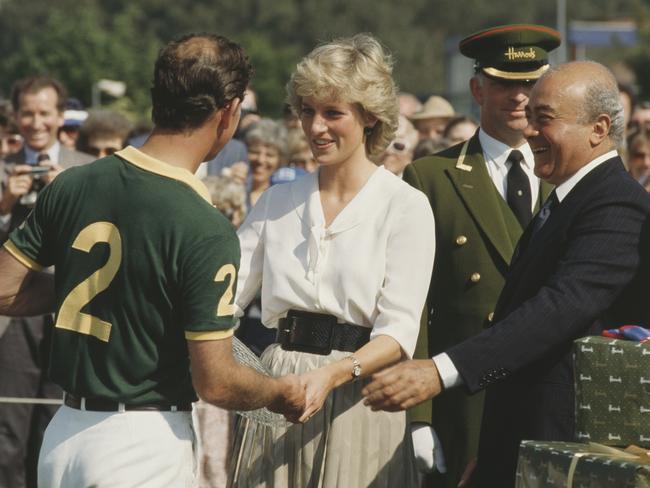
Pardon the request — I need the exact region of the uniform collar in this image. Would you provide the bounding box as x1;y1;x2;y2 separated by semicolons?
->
116;146;212;204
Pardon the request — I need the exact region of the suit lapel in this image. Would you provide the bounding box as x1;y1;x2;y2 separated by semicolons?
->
59;146;91;167
509;158;622;283
512;180;555;261
446;134;519;265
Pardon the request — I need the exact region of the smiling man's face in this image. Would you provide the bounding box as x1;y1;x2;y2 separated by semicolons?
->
524;71;595;186
16;86;64;152
471;75;534;147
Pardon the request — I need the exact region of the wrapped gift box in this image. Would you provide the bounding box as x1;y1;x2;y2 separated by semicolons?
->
574;336;650;448
515;440;650;488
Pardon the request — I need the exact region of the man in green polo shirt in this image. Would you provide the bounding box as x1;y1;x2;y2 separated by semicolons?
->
0;33;304;487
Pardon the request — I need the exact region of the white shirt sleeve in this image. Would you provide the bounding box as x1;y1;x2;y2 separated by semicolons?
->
370;189;436;358
433;353;463;389
234;189;270;318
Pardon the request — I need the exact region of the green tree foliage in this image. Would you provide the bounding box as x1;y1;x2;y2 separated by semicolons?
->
0;0;160;118
0;0;647;121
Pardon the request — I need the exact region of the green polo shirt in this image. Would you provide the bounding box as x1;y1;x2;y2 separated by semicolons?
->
4;146;239;404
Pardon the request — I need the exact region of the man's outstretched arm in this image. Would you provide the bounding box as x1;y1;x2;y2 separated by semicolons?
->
189;337;305;421
0;248;54;316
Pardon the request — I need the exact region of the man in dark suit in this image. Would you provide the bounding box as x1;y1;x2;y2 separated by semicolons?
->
405;24;557;486
364;60;650;488
0;75;92;488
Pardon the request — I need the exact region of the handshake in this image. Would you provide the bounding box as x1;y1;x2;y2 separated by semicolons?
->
266;367;337;424
265;358;445;424
263;359;450;476
266;374;308;424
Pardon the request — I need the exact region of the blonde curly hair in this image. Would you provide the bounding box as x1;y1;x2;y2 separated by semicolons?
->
287;33;399;157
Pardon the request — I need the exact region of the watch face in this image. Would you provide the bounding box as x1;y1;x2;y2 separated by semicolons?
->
352;364;362;377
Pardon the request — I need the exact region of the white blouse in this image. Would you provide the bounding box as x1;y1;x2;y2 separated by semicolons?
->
234;166;435;357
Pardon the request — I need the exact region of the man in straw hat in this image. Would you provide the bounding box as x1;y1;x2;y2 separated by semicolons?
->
409;95;456;143
396;24;560;487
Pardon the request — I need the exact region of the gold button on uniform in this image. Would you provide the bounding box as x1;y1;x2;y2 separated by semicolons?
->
456;235;468;246
470;272;481;283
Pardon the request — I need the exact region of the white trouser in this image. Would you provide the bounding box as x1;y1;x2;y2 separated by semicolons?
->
38;405;196;488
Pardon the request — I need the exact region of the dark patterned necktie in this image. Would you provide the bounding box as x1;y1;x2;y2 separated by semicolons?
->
530;190;558;239
506;149;532;227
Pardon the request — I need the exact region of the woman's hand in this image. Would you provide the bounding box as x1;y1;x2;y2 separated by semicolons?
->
297;366;337;423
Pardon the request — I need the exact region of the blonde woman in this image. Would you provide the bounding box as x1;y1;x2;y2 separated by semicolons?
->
229;34;435;487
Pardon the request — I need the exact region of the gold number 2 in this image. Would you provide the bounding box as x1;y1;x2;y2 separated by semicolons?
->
55;222;122;342
214;264;236;316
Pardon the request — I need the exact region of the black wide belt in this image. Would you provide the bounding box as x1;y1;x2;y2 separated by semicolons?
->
64;393;192;412
276;309;370;355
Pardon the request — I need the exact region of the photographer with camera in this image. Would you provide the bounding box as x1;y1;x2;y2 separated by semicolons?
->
0;75;91;488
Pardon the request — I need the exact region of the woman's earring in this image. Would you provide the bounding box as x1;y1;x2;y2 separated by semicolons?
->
364;127;373;136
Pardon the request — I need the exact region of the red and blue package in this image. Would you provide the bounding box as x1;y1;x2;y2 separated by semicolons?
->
601;325;650;343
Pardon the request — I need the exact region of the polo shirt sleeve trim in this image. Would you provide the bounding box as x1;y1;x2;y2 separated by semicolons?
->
3;241;44;272
185;328;234;341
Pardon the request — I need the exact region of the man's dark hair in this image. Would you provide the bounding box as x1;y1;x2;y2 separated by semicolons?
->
0;102;18;133
11;76;67;113
151;33;253;131
77;109;133;153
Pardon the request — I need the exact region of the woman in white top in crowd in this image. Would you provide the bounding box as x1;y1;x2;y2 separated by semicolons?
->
228;34;435;487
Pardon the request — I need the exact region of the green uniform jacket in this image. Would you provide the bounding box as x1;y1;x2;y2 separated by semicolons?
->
404;132;553;488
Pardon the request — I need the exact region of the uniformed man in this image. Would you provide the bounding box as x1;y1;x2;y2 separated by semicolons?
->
0;33;304;487
405;24;559;487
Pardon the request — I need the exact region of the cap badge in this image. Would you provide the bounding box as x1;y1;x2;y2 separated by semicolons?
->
504;47;536;60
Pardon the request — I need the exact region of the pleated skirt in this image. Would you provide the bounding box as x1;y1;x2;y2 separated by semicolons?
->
228;344;418;488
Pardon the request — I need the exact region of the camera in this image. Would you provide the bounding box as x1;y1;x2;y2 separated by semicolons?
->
19;166;50;207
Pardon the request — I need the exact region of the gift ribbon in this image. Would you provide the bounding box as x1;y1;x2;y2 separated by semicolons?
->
566;443;650;488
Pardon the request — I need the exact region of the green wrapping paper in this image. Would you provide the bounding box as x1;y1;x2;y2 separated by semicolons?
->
515;441;650;488
574;336;650;448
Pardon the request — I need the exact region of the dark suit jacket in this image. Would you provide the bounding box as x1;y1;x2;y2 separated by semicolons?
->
447;156;650;487
404;133;552;487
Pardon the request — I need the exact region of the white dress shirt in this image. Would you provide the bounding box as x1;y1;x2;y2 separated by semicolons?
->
479;129;539;212
23;141;61;165
235;166;436;357
434;149;620;389
554;150;617;202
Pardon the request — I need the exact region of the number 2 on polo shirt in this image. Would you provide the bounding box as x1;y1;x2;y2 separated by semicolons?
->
55;222;122;342
214;263;236;316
